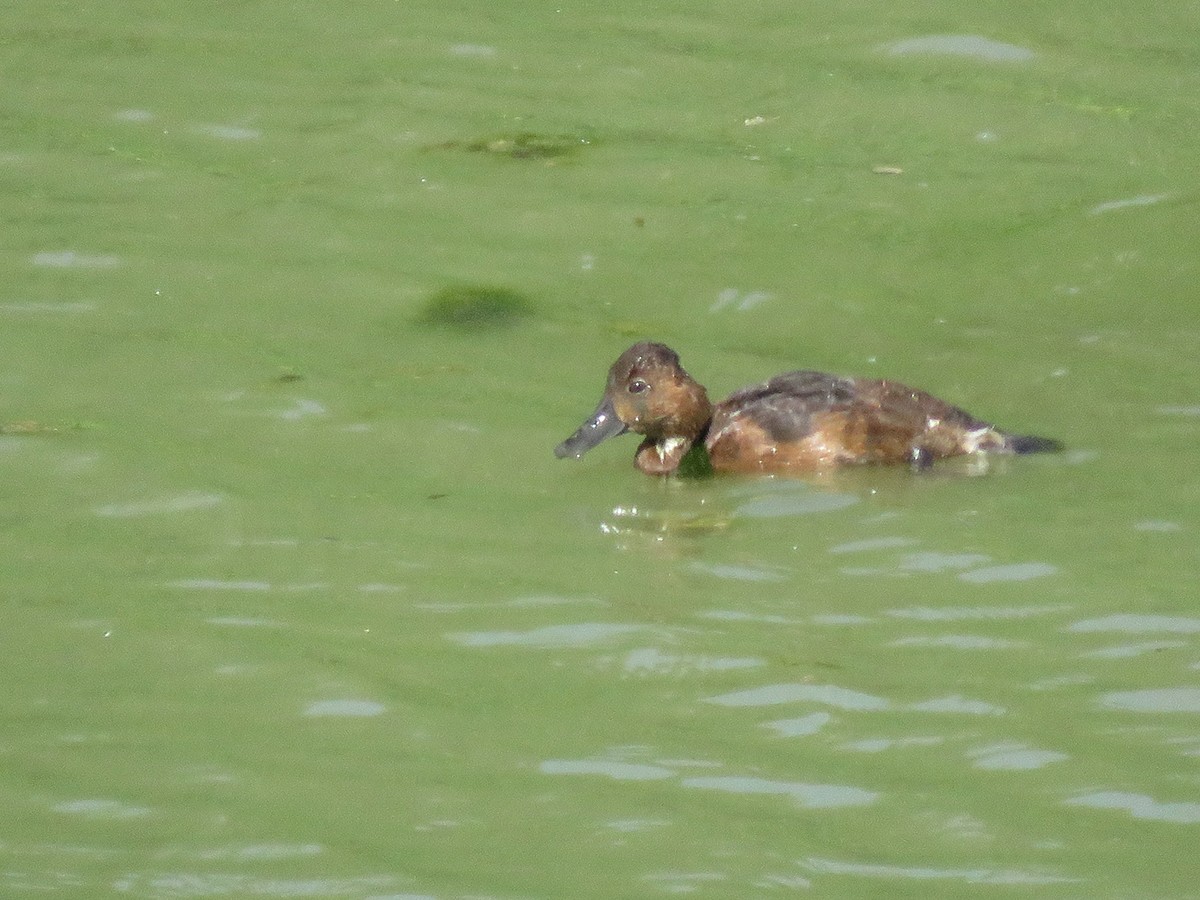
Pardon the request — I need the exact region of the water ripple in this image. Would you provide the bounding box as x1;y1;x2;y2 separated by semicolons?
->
764;712;833;737
889;604;1065;621
968;743;1069;770
32;250;120;268
173;580;271;592
540;759;675;781
95;491;224;517
1084;641;1187;659
909;695;1005;716
53;799;152;819
194;123;262;141
699;610;797;624
705;683;890;710
622;647;765;675
688;561;788;582
193;843;323;861
112;874;398;895
303;699;386;717
1066;791;1200;824
958;562;1058;583
449;43;498;58
449;622;644;648
844;736;944;753
892;635;1028;650
881;34;1035;62
1090;193;1171;215
736;489;858;518
1069;614;1200;634
0;300;97;313
899;552;990;573
681;776;877;808
803;856;1078;885
829;537;919;554
1099;687;1200;713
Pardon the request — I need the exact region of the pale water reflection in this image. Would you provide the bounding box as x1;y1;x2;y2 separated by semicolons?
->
540;759;878;808
966;743;1069;771
896;551;989;572
180;579;272;592
889;603;1067;620
0;300;98;313
110;874;402;896
843;736;944;753
909;695;1006;715
95;491;224;517
1069;613;1200;633
801;857;1080;886
1099;688;1200;713
621;647;765;675
828;536;918;554
958;561;1058;583
734;488;858;518
705;683;891;711
1090;193;1172;215
206;616;282;627
539;759;675;781
698;610;797;624
449;622;646;648
303;699;387;717
30;250;121;269
1065;792;1200;825
53;799;153;819
891;634;1029;649
680;776;877;809
687;560;788;582
832;541;1059;581
881;34;1036;62
1084;640;1187;659
190;843;324;861
762;711;832;737
193;123;263;142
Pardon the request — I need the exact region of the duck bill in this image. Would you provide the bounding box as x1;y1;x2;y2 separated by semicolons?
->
555;396;628;458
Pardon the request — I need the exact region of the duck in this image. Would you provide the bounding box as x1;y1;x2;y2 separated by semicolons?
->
555;342;1061;476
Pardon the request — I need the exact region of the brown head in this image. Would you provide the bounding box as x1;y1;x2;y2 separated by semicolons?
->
554;342;713;475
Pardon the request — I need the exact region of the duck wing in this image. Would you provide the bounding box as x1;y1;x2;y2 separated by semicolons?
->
711;370;858;443
709;371;999;466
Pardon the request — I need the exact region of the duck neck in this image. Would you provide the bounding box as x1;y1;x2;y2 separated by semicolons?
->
634;381;713;476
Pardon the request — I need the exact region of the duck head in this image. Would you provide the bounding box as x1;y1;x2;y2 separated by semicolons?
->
554;342;713;475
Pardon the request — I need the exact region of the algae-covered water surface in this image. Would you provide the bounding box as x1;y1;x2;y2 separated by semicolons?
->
3;1;1199;896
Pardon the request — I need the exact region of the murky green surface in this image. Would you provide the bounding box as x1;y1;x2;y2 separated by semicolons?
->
3;1;1199;896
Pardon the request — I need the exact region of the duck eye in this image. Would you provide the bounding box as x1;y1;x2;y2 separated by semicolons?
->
628;378;649;395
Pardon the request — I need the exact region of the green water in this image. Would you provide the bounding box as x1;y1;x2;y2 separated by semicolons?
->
3;1;1199;896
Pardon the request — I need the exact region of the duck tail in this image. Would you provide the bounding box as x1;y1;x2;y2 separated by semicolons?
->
1003;433;1063;455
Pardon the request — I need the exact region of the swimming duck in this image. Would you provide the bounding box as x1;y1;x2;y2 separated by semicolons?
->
555;342;1060;476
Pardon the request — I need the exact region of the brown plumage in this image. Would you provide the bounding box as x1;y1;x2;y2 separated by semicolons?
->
555;342;1060;476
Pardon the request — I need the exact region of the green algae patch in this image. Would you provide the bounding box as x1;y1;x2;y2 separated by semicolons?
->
434;132;592;161
418;285;534;331
676;442;715;479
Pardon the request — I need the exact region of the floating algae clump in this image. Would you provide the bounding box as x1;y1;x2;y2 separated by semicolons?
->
436;132;591;161
418;285;534;331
